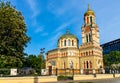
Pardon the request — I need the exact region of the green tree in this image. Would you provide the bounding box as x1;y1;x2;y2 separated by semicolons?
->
37;54;45;75
24;55;38;68
23;54;46;75
0;1;30;68
103;51;120;67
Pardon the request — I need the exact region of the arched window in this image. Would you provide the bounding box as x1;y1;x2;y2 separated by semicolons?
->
86;35;88;43
64;40;66;46
90;61;92;68
86;61;89;69
68;39;70;46
72;40;74;46
86;52;88;56
90;16;92;24
87;17;89;24
89;33;91;42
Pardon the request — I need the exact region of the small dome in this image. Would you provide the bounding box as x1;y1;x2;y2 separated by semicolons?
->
59;29;77;40
84;4;95;16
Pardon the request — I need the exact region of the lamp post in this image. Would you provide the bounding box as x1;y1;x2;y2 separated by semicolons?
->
39;48;45;75
40;48;45;55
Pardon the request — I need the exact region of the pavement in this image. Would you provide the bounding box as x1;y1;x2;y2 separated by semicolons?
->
50;77;120;83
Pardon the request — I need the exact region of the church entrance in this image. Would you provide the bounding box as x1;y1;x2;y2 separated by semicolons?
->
48;66;52;75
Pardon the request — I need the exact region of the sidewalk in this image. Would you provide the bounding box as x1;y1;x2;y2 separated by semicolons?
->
50;77;120;83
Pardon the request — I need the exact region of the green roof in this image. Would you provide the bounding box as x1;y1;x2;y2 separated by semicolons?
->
59;29;77;40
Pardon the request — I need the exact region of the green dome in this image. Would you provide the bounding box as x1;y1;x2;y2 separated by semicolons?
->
59;29;77;40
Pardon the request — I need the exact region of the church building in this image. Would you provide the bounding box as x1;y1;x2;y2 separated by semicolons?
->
46;5;104;75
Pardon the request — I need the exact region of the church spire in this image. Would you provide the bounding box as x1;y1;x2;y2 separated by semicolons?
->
88;4;90;11
84;4;95;16
66;28;70;34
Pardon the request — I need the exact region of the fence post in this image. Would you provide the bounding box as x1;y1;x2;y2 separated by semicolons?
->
56;68;58;76
72;68;74;76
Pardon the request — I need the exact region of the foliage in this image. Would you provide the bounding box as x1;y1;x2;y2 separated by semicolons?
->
23;54;45;75
57;75;73;80
111;63;120;69
103;51;120;67
0;69;10;75
0;1;30;68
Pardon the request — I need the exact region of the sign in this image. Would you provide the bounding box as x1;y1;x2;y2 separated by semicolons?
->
10;68;17;76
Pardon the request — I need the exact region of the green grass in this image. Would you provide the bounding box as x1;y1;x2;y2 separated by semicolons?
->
57;75;73;80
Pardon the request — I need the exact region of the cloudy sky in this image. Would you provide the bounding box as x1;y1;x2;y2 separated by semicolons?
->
9;0;120;55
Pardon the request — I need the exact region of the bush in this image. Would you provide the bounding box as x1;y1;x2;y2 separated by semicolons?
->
0;70;10;75
58;75;73;80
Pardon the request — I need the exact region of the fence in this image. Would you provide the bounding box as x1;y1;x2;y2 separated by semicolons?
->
0;68;120;77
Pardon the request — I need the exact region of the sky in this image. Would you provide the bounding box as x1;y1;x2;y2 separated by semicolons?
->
7;0;120;55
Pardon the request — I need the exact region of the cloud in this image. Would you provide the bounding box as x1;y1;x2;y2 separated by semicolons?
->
47;2;69;16
34;28;43;33
49;32;63;48
54;17;79;33
47;0;82;17
27;0;40;18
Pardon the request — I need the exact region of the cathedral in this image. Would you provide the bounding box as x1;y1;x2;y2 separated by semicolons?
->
46;5;104;75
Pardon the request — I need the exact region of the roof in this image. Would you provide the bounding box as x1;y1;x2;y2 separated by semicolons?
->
58;29;77;40
84;4;95;16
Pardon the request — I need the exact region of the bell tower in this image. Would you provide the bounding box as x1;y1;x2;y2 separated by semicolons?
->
82;4;100;45
79;5;104;72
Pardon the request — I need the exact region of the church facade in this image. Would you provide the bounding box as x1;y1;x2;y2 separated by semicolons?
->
46;5;104;75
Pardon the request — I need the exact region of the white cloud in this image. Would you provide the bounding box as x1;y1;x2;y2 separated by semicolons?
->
47;0;82;16
54;17;79;33
35;28;43;33
27;0;40;18
49;32;63;48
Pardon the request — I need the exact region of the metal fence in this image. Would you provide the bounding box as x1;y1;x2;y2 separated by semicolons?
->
42;68;120;76
0;68;120;77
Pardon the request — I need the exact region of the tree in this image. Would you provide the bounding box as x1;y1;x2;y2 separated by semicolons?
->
24;55;38;68
23;48;46;75
103;51;120;67
0;1;30;68
23;54;45;75
37;54;46;75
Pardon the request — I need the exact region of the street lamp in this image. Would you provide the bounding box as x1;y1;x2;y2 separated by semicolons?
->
40;48;45;54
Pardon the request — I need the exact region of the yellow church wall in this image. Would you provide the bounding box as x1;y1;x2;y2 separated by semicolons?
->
79;55;103;69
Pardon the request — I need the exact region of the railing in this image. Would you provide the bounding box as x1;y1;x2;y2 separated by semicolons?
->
0;68;120;77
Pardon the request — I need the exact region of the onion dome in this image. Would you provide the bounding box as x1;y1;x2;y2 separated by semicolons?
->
84;4;95;16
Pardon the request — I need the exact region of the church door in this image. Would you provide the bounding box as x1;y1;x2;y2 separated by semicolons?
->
49;66;52;75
